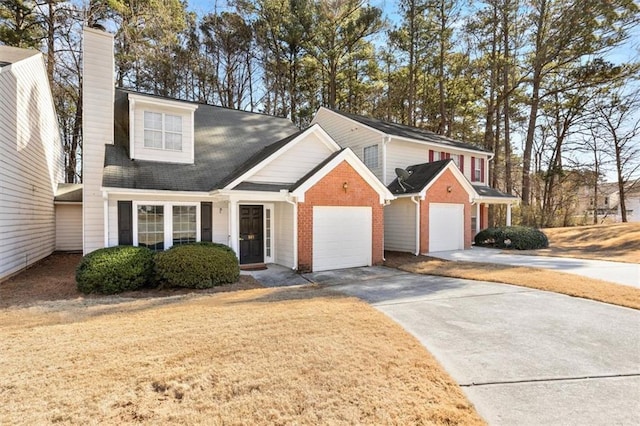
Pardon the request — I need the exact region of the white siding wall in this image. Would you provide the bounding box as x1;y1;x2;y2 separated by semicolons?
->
386;140;429;184
55;204;82;251
312;108;383;181
0;53;64;280
212;202;229;244
131;102;194;164
275;202;294;268
384;197;417;253
249;133;334;183
83;27;114;254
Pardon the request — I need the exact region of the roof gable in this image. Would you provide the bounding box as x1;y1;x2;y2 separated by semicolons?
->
388;159;476;200
0;46;40;69
222;124;341;190
291;148;394;204
319;107;491;154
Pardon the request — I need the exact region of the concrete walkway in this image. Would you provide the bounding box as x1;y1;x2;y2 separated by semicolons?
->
303;267;640;425
430;247;640;288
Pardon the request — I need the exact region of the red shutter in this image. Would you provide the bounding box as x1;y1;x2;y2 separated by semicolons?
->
429;150;434;162
441;151;446;160
481;158;485;183
459;155;464;173
445;152;451;159
471;157;476;182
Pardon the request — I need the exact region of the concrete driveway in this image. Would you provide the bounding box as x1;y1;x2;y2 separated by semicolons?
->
430;247;639;288
304;267;640;425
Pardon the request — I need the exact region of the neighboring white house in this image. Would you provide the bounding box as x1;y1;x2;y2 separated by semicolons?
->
312;107;519;254
0;46;64;281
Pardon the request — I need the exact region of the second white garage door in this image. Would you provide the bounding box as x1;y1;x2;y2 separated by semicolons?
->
429;203;464;252
312;206;372;272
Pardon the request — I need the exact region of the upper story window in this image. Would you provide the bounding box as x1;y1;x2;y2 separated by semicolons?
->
144;111;183;151
474;160;482;182
451;154;460;167
363;144;379;168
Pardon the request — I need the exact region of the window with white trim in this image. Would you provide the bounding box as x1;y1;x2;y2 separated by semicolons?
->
144;111;183;151
451;154;460;167
474;160;482;182
134;202;199;251
363;144;379;168
172;205;197;245
138;205;165;251
433;151;442;161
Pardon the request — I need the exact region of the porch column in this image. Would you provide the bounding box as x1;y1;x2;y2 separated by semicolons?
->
229;199;239;256
475;203;481;234
506;203;512;226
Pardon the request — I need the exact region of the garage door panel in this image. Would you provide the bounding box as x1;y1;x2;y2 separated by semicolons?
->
429;203;463;252
313;206;372;271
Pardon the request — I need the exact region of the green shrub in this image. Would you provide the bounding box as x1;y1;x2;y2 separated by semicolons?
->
76;246;155;294
154;243;240;288
474;226;549;250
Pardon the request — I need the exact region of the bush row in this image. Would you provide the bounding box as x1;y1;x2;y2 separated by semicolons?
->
474;226;549;250
76;242;240;294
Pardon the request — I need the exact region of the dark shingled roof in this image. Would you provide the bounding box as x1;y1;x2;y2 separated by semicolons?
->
329;109;491;153
387;160;452;195
0;45;39;68
233;182;291;192
473;185;518;199
103;89;300;191
55;183;83;202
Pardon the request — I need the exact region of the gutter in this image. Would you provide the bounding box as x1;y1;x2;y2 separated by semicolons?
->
411;196;421;256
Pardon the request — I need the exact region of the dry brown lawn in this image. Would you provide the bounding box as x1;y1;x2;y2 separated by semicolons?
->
385;252;640;310
0;254;484;425
530;222;640;263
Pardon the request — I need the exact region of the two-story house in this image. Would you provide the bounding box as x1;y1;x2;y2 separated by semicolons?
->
81;26;393;273
312;108;518;255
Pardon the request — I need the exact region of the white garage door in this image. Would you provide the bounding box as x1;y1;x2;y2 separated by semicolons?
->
429;203;464;252
313;206;372;272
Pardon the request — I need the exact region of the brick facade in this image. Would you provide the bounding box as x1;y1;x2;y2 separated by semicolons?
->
297;161;384;272
419;168;472;253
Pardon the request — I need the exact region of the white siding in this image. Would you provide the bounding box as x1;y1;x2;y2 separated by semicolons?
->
249;133;334;184
312;108;383;181
275;202;294;268
212;202;229;244
0;53;64;280
82;27;114;254
384;197;417;253
131;102;194;164
386;140;429;184
55;204;82;251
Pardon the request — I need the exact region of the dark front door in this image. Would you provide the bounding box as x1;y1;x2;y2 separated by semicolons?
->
239;205;264;264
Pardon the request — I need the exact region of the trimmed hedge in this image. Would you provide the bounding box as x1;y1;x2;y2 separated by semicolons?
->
154;242;240;288
76;246;155;294
474;226;549;250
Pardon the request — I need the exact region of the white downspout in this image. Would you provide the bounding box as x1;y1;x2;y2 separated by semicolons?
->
285;196;298;270
229;198;238;256
411;196;420;256
103;191;109;247
506;203;512;226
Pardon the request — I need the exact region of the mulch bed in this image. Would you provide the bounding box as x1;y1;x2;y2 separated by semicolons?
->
0;252;263;308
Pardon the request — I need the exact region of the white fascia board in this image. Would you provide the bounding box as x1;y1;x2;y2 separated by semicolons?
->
128;93;199;112
54;201;82;205
102;187;211;197
222;124;341;191
291;148;394;204
420;162;477;203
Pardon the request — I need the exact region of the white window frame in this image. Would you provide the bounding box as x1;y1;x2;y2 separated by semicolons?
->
143;111;183;151
451;153;461;167
433;151;442;161
132;201;200;250
363;144;379;168
474;160;482;182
